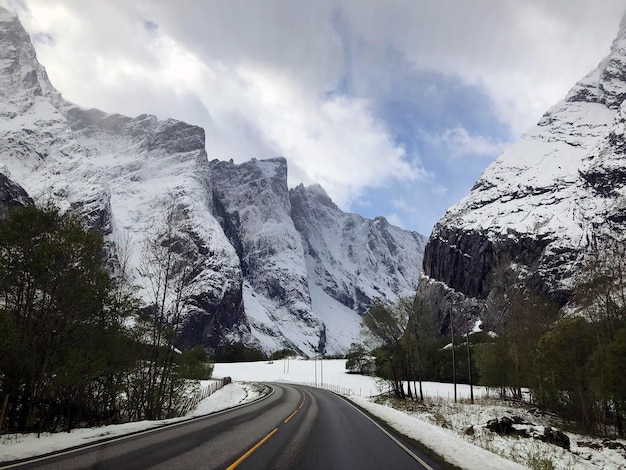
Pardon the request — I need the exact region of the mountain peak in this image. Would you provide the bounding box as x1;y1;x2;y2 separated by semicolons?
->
0;7;427;356
420;10;626;334
562;11;626;109
0;6;16;21
0;6;58;108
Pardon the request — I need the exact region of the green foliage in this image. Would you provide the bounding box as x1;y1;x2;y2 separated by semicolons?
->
362;299;407;347
404;297;439;399
429;337;480;385
361;297;444;399
0;204;136;432
362;299;410;398
590;327;626;403
210;343;266;363
474;341;510;391
0;203;211;433
176;346;213;380
472;284;560;399
269;348;296;360
535;317;597;429
345;343;373;375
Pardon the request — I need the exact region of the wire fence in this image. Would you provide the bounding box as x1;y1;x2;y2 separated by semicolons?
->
180;379;224;415
275;379;377;397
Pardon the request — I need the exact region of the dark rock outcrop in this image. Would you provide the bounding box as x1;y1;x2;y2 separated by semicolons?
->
0;172;31;215
481;416;570;450
419;10;626;333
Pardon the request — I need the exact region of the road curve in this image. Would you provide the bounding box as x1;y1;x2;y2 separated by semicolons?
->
0;383;443;469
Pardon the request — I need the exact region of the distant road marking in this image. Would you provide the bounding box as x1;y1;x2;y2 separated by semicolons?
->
226;428;278;469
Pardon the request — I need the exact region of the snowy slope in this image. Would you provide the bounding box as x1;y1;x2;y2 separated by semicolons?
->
421;9;626;330
0;7;426;355
291;183;426;350
209;159;427;355
0;7;246;351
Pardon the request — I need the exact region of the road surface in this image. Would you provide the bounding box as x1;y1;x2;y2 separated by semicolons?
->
0;383;443;469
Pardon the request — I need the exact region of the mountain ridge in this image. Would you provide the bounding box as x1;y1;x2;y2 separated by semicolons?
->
0;6;426;355
419;8;626;332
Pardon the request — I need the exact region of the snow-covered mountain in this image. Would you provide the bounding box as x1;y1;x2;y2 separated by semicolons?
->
419;11;626;332
209;158;426;354
0;7;426;355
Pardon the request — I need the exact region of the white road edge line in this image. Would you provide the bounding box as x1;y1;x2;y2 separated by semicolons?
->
341;397;435;470
0;384;275;470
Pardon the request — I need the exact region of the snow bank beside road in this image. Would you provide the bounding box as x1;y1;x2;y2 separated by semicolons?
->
0;383;259;463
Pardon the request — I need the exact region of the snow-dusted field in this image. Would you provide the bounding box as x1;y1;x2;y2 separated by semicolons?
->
213;356;487;400
217;358;626;470
2;359;626;469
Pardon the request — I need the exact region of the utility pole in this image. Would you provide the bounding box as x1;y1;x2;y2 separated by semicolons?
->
450;308;457;402
464;309;474;403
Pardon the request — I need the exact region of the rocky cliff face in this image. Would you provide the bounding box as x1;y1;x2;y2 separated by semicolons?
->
420;12;626;333
0;7;245;351
290;183;424;313
208;158;426;354
209;158;326;355
0;7;426;355
0;173;31;215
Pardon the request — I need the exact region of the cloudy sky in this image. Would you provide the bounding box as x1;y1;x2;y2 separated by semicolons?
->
2;0;624;234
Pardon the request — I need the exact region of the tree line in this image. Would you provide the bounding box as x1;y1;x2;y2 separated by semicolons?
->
476;241;626;436
0;203;212;434
357;239;626;437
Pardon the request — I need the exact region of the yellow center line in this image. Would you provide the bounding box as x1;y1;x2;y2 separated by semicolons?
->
226;428;278;470
284;409;298;423
227;393;307;468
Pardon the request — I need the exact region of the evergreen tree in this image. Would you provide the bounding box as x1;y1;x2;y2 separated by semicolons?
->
0;204;133;432
535;317;596;431
404;297;437;400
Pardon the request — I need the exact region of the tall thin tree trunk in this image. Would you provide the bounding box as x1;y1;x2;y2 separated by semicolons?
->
0;393;9;432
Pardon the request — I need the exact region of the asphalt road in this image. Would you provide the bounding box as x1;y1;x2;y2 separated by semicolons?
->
0;383;443;470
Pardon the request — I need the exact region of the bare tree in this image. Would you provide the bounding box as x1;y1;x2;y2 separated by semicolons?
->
576;238;626;343
361;299;409;398
134;201;195;419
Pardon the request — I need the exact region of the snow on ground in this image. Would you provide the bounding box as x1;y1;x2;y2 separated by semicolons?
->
308;282;362;354
3;359;626;469
0;381;263;463
214;357;488;400
350;395;526;470
216;358;626;470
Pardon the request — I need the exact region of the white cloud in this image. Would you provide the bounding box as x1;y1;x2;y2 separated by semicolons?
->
2;0;624;231
385;213;405;229
234;68;423;206
425;127;509;159
340;0;623;135
392;198;413;213
3;0;425;211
